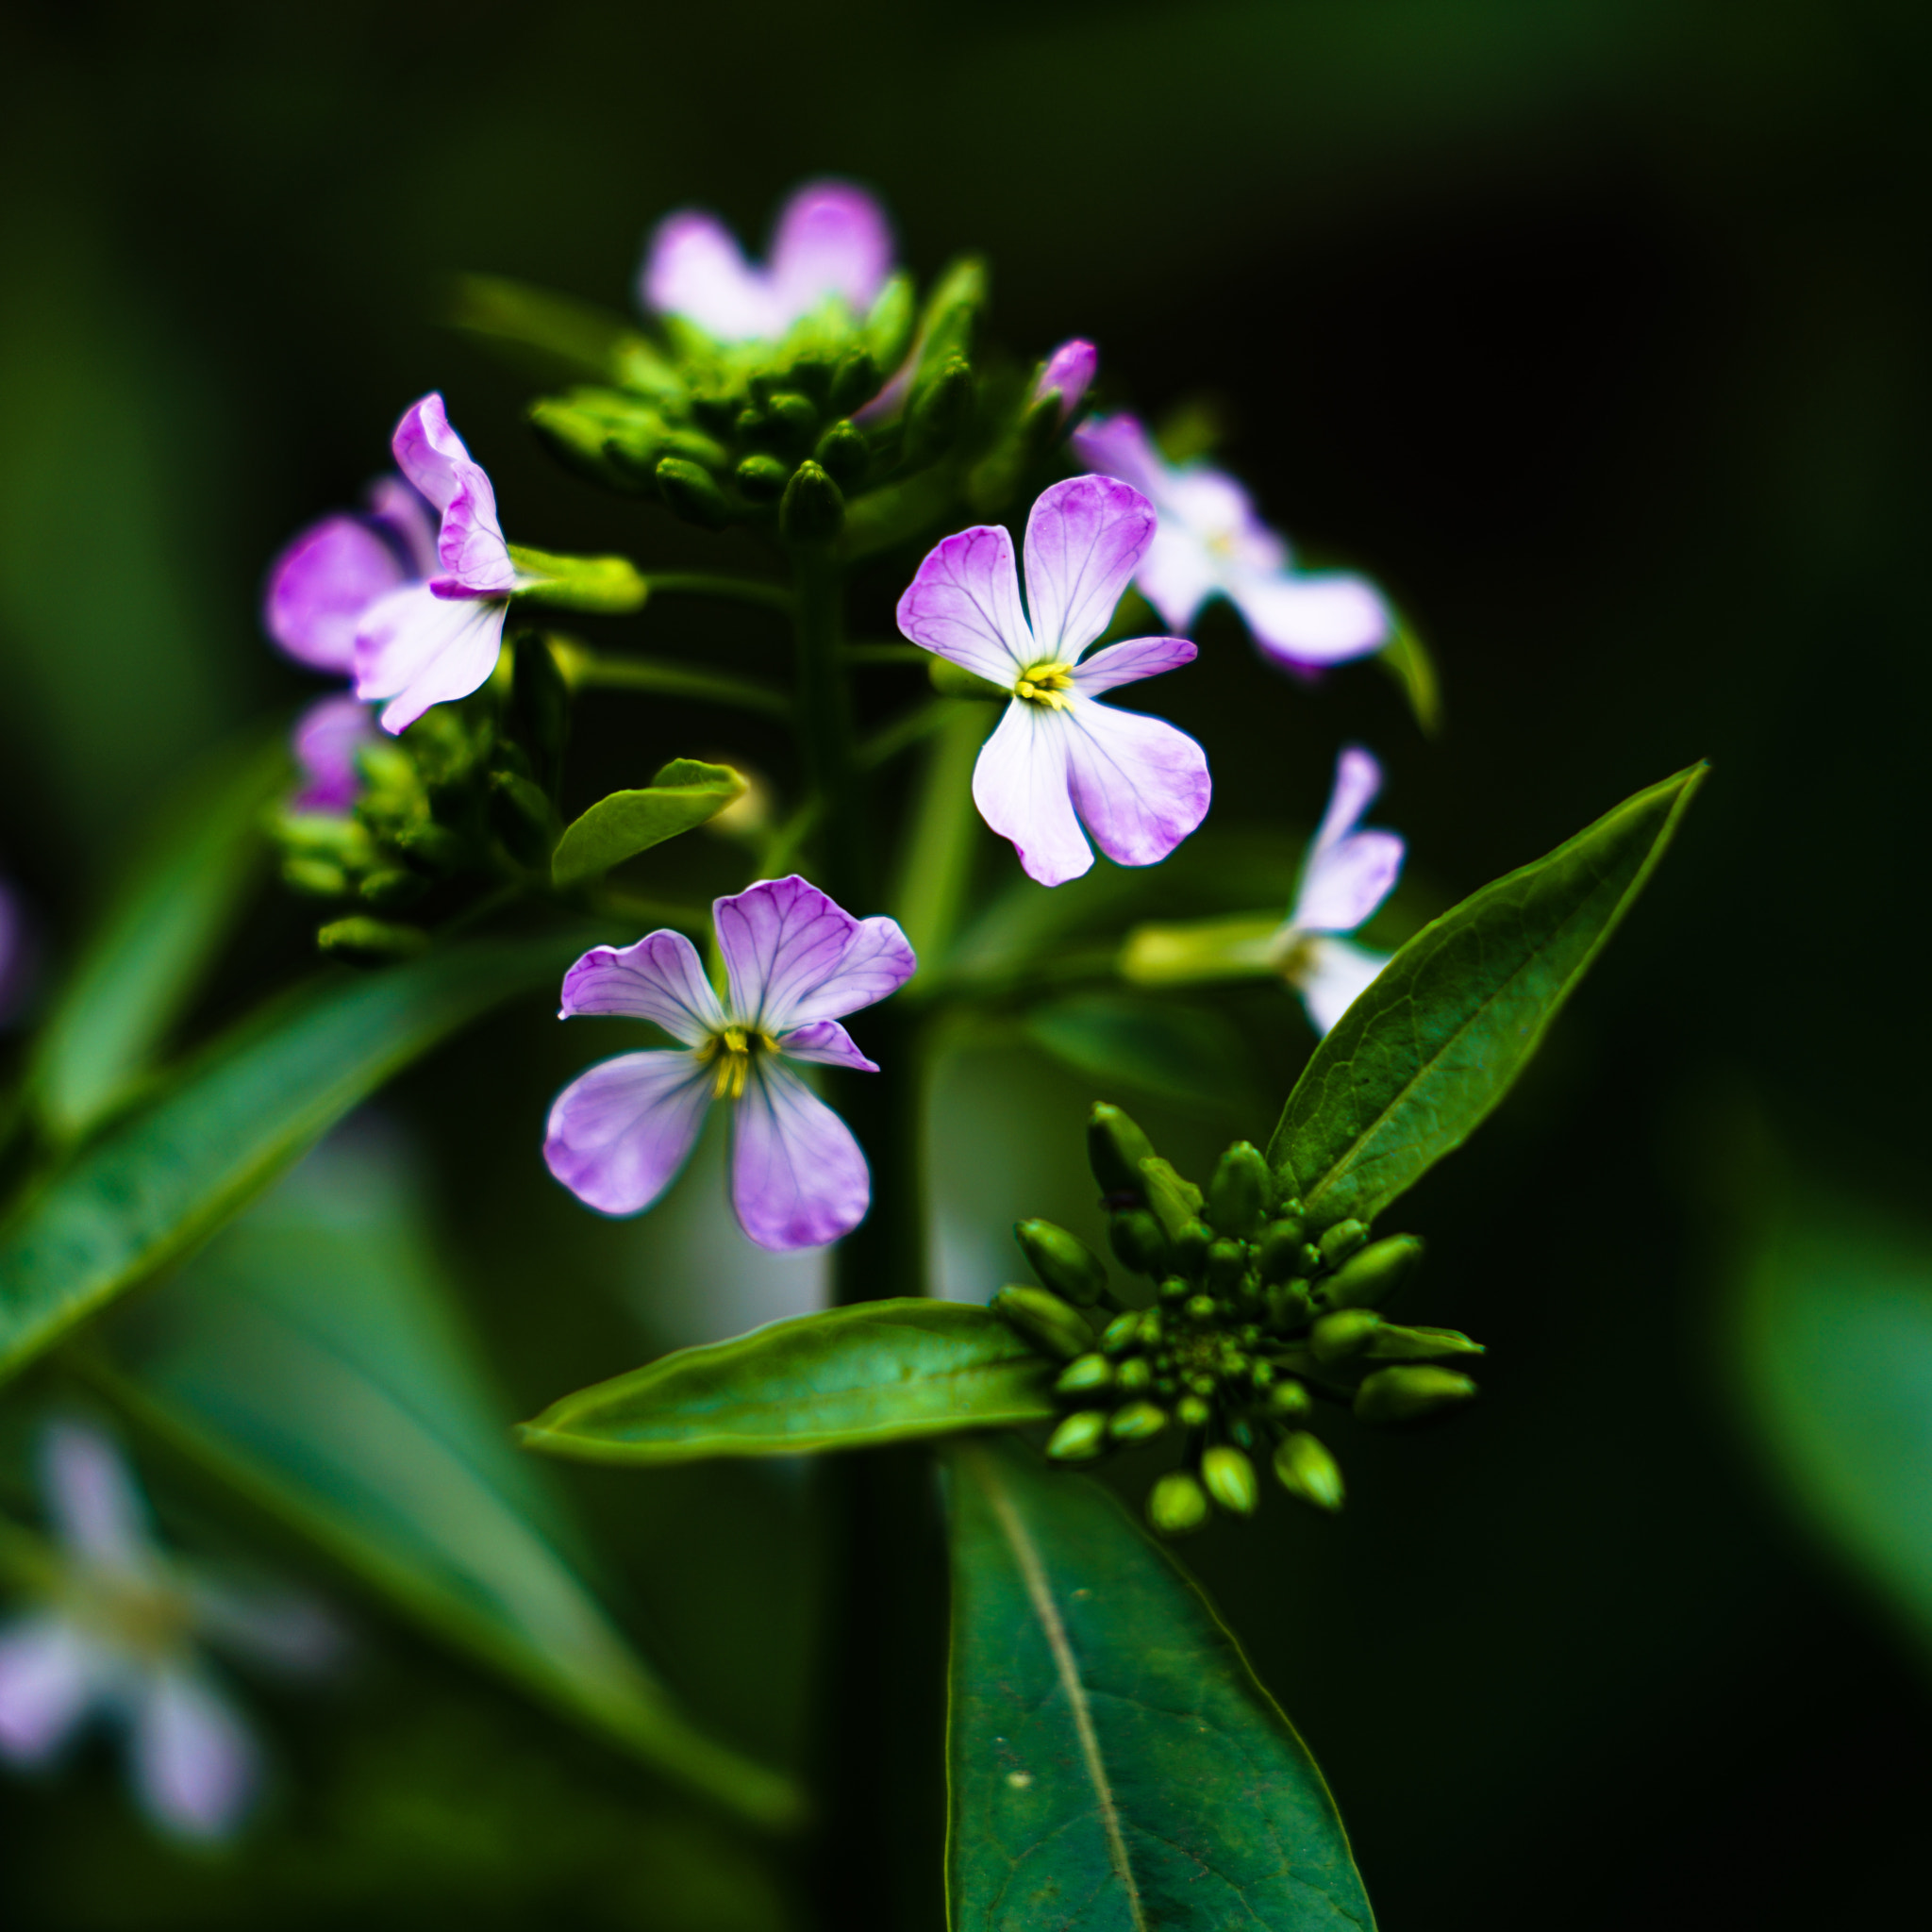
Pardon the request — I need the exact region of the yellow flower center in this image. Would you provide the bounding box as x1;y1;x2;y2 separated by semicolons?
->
700;1023;777;1100
1013;660;1075;709
1265;926;1318;987
64;1571;194;1661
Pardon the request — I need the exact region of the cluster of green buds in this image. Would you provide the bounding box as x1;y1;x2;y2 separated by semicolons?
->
992;1104;1484;1536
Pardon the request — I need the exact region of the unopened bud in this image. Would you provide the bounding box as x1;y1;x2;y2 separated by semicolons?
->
1318;1219;1370;1268
779;460;845;544
1266;1378;1311;1419
1354;1365;1478;1425
991;1285;1092;1360
1321;1235;1424;1311
1147;1471;1209;1536
1108;1207;1170;1277
1108;1401;1168;1444
1310;1307;1382;1364
1055;1353;1113;1397
1206;1239;1246;1291
656;456;732;528
1201;1445;1259;1517
1158;1274;1191;1305
829;347;882;415
1256;1218;1307;1284
1367;1322;1484;1360
1138;1158;1205;1240
1015;1220;1108;1307
1031;339;1097;424
1172;1218;1212;1273
765;391;818;444
1116;1357;1153;1394
813;419;869;488
1088;1104;1157;1197
1046;1410;1109;1462
906;356;974;465
1099;1311;1141;1357
1175;1394;1212;1428
1208;1142;1269;1240
317;916;429;960
734;453;790;502
1273;1432;1344;1512
1184;1294;1217;1325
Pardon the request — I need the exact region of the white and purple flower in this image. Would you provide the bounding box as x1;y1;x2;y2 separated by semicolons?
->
642;180;892;344
543;876;915;1251
0;1421;338;1843
1032;340;1097;424
896;475;1211;889
1072;413;1391;676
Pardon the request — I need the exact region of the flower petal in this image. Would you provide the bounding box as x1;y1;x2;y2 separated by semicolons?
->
1311;744;1383;852
971;700;1091;887
777;1019;878;1073
730;1060;869;1251
642;210;777;341
0;1617;106;1763
129;1664;259;1842
262;515;408;674
543;1051;711;1217
715;875;914;1032
1292;830;1404;934
290;695;375;815
1070;412;1166;501
1022;475;1156;660
1069;634;1197;694
895;524;1031;685
558;930;723;1042
1295;935;1391;1037
366;475;439;578
390;392;471;514
353;584;508;735
42;1420;155;1576
391;394;514;595
1228;570;1391;669
769;179;892;323
1060;694;1211;871
1033;339;1097;421
1134;521;1222;633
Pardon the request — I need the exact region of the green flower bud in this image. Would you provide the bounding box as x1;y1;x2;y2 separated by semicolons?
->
1014;1220;1108;1307
1320;1235;1424;1311
1273;1432;1344;1512
1366;1324;1484;1361
1108;1207;1170;1277
1055;1353;1114;1397
527;392;649;491
1136;1307;1165;1348
1108;1401;1169;1444
991;1285;1092;1361
829;347;881;415
1256;1218;1307;1284
1100;1311;1141;1357
1208;1142;1269;1240
813;419;869;488
282;858;346;897
734;453;790;502
1138;1158;1205;1240
655;456;732;528
1147;1471;1210;1536
1201;1445;1259;1517
358;867;425;910
1088;1104;1157;1197
1117;1357;1154;1394
1266;1378;1311;1419
1310;1307;1382;1364
1184;1294;1217;1325
779;460;845;544
1206;1239;1246;1290
1046;1410;1109;1461
1175;1394;1212;1428
766;391;818;444
906;355;974;465
1354;1365;1478;1426
1318;1219;1370;1268
317;916;430;960
490;769;558;868
1172;1218;1212;1273
1158;1274;1192;1305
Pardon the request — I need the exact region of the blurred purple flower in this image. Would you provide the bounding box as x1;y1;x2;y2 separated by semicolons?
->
896;475;1211;888
1072;413;1391;675
1270;745;1405;1035
0;1421;339;1843
1032;340;1096;424
289;695;377;816
544;876;914;1250
642;180;892;342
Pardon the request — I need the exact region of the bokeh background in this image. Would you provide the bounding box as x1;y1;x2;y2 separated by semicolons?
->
3;1;1931;1926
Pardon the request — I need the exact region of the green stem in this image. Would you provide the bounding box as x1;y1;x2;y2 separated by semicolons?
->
841;641;928;666
891;703;992;985
857;697;956;771
791;550;869;910
568;651;790;718
641;572;794;612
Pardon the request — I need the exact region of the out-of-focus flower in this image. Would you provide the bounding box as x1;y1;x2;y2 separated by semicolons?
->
896;475;1210;888
641;180;892;343
544;876;914;1250
0;1421;339;1843
1270;745;1405;1035
1032;340;1096;424
1072;413;1391;675
289;695;377;816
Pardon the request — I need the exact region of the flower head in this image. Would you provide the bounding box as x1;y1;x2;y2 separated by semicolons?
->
0;1421;338;1842
544;876;914;1251
642;180;892;343
1270;746;1405;1034
896;475;1211;888
1032;340;1097;424
1072;413;1391;675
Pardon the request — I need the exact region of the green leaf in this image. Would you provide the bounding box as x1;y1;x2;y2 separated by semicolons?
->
1024;992;1260;1115
0;933;578;1385
96;1132;799;1830
508;545;648;614
945;1437;1375;1932
448;273;654;385
551;758;746;888
521;1301;1057;1464
1269;763;1706;1229
1377;615;1441;737
30;734;285;1141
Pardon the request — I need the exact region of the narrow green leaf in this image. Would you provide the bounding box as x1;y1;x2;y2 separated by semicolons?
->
946;1437;1375;1932
521;1301;1057;1464
1024;992;1260;1115
1270;763;1706;1228
1377;616;1441;737
448;273;656;385
97;1134;799;1829
0;933;577;1384
551;758;746;888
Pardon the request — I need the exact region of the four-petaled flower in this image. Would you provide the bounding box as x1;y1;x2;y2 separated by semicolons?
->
896;475;1211;888
544;876;915;1251
0;1421;338;1842
642;180;892;343
1271;746;1405;1036
1072;413;1391;676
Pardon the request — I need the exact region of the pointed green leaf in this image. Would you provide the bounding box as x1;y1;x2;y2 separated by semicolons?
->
98;1133;799;1829
1269;763;1706;1229
1024;992;1262;1115
945;1437;1375;1932
521;1301;1056;1464
0;933;579;1384
551;758;746;888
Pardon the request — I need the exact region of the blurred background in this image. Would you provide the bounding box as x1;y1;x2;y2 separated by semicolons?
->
2;0;1930;1925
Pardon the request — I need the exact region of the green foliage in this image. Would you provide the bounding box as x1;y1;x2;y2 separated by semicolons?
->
551;758;746;888
447;272;650;384
945;1437;1375;1931
1270;763;1707;1230
1377;615;1441;737
520;1300;1058;1464
507;546;648;614
1024;991;1260;1115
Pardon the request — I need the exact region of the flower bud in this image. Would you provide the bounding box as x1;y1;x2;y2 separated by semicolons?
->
1108;1401;1169;1444
905;355;974;465
1108;1208;1170;1277
1184;1294;1217;1325
829;347;882;415
317;916;429;960
1099;1311;1141;1357
1205;1239;1246;1291
1158;1274;1191;1305
813;419;869;488
1208;1142;1269;1240
1175;1394;1212;1428
1087;1103;1156;1197
779;461;845;544
1310;1307;1382;1364
655;456;732;528
1266;1378;1311;1419
1147;1471;1210;1536
1046;1411;1109;1462
1367;1323;1484;1361
1172;1218;1212;1274
1273;1433;1344;1512
1014;1219;1108;1307
765;391;819;446
1318;1219;1369;1268
1201;1445;1259;1517
1138;1158;1205;1240
1117;1357;1154;1394
1321;1235;1424;1311
734;454;790;502
991;1285;1092;1360
1055;1353;1113;1397
1256;1218;1307;1283
1353;1365;1478;1426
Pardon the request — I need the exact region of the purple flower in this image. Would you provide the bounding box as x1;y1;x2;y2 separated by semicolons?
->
895;475;1211;888
0;1421;338;1843
544;876;915;1251
1270;746;1405;1035
289;694;377;816
642;180;892;343
1072;413;1391;675
1032;340;1097;424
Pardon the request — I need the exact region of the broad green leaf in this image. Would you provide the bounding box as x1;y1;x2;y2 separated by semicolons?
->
551;758;746;888
1024;992;1260;1115
0;933;578;1384
99;1131;799;1829
1269;763;1706;1229
1377;616;1441;737
946;1437;1375;1932
30;733;284;1141
521;1301;1056;1464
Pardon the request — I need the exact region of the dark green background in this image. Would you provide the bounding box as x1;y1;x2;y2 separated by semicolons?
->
2;0;1928;1925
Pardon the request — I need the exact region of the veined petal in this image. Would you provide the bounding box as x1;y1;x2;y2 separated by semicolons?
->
42;1420;156;1577
971;700;1091;887
1033;339;1097;421
1070;412;1167;501
366;475;439;578
715;876;913;1032
436;476;515;594
291;695;375;816
129;1664;259;1842
895;524;1032;685
1133;522;1221;633
769;180;892;323
262;514;408;674
1293;830;1404;933
1294;935;1391;1037
1312;744;1384;852
558;930;723;1042
1069;634;1197;694
354;584;508;735
390;393;472;514
1060;693;1211;871
0;1617;108;1762
1023;475;1156;659
729;1060;870;1251
543;1050;711;1217
642;210;778;341
778;1019;877;1072
1228;569;1391;669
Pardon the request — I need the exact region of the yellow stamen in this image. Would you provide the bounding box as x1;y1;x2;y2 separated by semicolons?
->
1013;660;1075;709
700;1024;777;1100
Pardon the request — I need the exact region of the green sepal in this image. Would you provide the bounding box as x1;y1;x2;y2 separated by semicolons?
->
1365;1323;1484;1361
905;355;974;465
1354;1364;1478;1424
1046;1409;1109;1462
813;418;869;487
508;545;647;613
508;633;570;797
991;1285;1094;1361
863;272;917;374
1108;1206;1170;1277
734;453;790;502
550;758;746;888
1309;1307;1381;1364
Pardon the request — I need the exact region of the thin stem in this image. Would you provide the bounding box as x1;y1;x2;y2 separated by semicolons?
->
790;551;870;911
891;704;993;985
841;642;928;667
567;651;790;718
641;572;794;612
754;795;823;880
857;697;956;771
